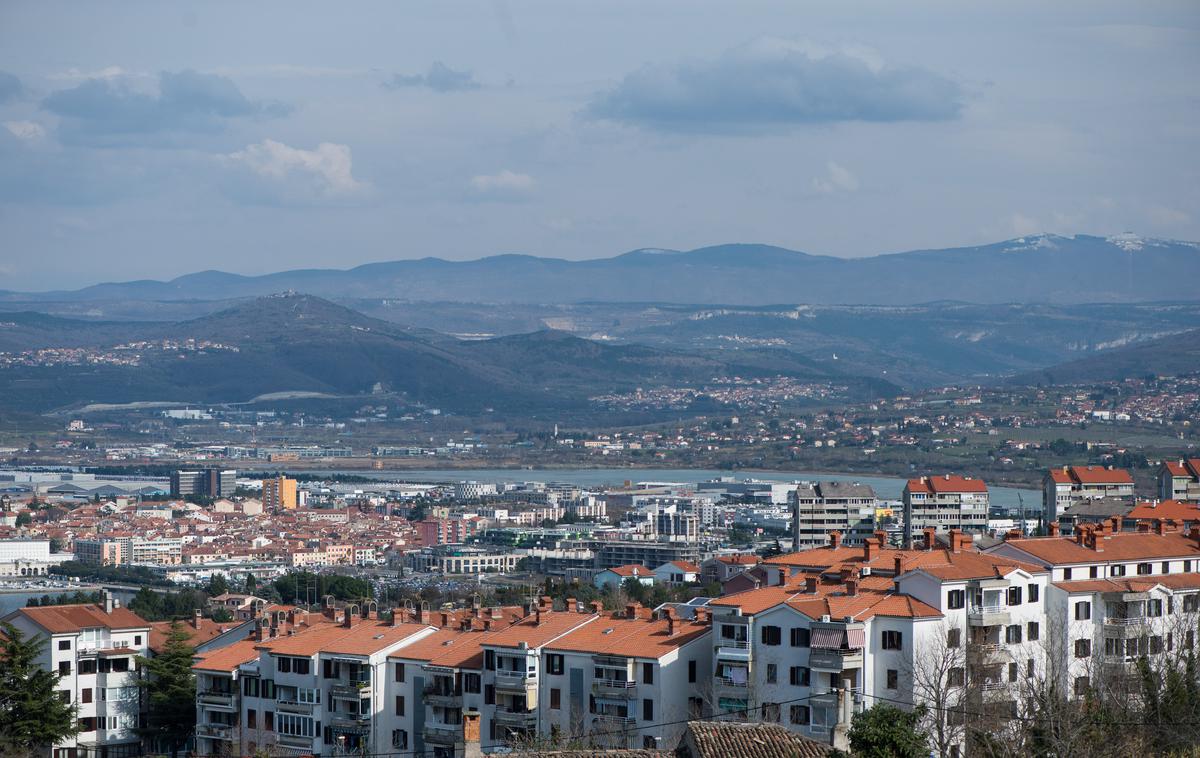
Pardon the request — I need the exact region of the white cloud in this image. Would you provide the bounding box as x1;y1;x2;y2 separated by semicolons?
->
4;121;46;140
227;139;364;196
48;66;132;81
469;169;535;196
812;161;859;194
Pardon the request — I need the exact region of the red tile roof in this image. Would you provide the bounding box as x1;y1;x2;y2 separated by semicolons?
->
1066;465;1134;485
546;614;709;659
999;531;1200;565
1127;500;1200;522
7;604;149;634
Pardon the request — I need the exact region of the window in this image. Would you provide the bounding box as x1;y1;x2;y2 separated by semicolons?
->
485;650;495;670
79;659;96;675
394;696;404;716
1137;563;1152;576
1186;595;1200;613
298;688;319;704
548;654;564;676
1075;602;1091;621
58;690;70;703
1027;659;1035;678
761;702;780;722
81;688;92;704
1148;599;1163;617
947;589;965;609
1074;677;1089;697
1074;639;1091;658
1111;565;1126;577
766;664;777;684
1008;662;1019;682
688;660;696;683
886;669;898;690
948;667;965;687
1186;560;1193;573
58;662;71;675
1028;584;1040;603
550;688;561;709
642;662;654;684
790;666;810;686
1150;636;1163;655
275;713;313;737
1162;561;1171;574
642;698;653;721
1027;622;1040;641
133;635;141;646
264;711;274;732
392;730;408;749
790;627;810;647
1063;568;1073;580
1008;586;1023;606
947;628;961;648
484;684;494;705
58;640;71;651
1006;625;1022;644
761;625;781;646
277;657;291;674
247;709;256;729
882;631;903;650
464;673;481;693
293;658;309;675
111;657;129;672
393;663;404;682
790;705;810;725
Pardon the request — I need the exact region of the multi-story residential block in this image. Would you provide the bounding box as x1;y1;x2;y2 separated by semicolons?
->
171;468;236;499
902;475;989;546
539;603;712;751
2;597;151;758
407;545;522;575
1043;465;1135;524
417;518;484;546
74;537;124;566
596;540;701;571
790;481;878;551
1160;458;1200;501
262;476;298;511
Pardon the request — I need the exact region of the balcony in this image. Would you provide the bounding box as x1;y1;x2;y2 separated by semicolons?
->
276;733;314;748
593;713;636;727
330;715;372;734
593;680;638;698
423;685;462;707
198;691;236;710
494;709;537;727
968;605;1010;627
716;676;749;689
423;721;462;744
330;682;372;700
808;648;864;671
1104;617;1150;637
494;670;536;693
196;723;234;741
275;699;314;715
810;690;839;709
715;639;752;660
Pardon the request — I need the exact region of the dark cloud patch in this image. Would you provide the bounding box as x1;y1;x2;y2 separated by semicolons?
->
382;62;481;93
41;70;290;144
586;41;964;133
0;71;23;103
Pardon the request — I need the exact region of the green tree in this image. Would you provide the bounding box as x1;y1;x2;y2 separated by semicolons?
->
14;512;31;527
138;622;196;755
0;622;79;751
244;573;257;593
847;703;929;758
207;573;229;597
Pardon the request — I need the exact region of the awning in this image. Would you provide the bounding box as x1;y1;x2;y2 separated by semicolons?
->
846;629;866;649
810;628;846;649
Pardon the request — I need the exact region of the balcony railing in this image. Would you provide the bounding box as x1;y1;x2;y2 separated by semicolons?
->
593;680;637;698
495;670;535;690
1105;617;1148;626
969;604;1005;615
330;682;372;699
196;724;234;740
423;722;461;743
716;677;748;688
593;714;636;726
494;709;537;727
716;639;750;649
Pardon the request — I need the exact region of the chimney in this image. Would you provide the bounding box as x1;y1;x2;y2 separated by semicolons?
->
565;597;577;613
863;539;877;562
103;590;114;614
1155;519;1168;536
538;595;552;611
417;601;428;624
1109;516;1121;533
845;579;858;597
694;607;709;624
534;606;541;626
482;617;493;631
440;612;451;628
1189;525;1200;545
805;576;818;594
894;555;905;576
829;531;842;549
589;600;604;615
1048;522;1060;537
625;603;642;620
254;625;265;642
462;710;483;758
948;529;962;554
923;527;937;551
1137;521;1152;533
490;606;502;620
874;530;888;548
1005;529;1022;541
193;609;203;629
664;607;677;636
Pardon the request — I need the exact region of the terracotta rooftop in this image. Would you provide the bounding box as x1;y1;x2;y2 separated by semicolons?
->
258;618;434;657
546;613;709;660
1052;573;1200;594
998;530;1200;565
683;720;832;758
387;627;494;669
193;637;261;673
906;474;988;494
479;610;596;649
1127;500;1200;522
150;616;237;653
605;564;652;577
6;603;149;634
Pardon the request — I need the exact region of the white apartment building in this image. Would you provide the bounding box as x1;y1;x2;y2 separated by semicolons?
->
902;475;990;545
3;597;151;758
1160;458;1200;501
1043;465;1135;524
790;481;878;551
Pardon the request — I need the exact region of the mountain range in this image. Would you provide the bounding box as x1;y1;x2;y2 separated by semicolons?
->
0;295;889;415
4;234;1198;306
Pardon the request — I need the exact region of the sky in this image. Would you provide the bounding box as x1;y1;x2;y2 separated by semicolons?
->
0;1;1198;290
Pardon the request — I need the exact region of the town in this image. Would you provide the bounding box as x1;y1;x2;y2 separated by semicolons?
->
1;454;1198;756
